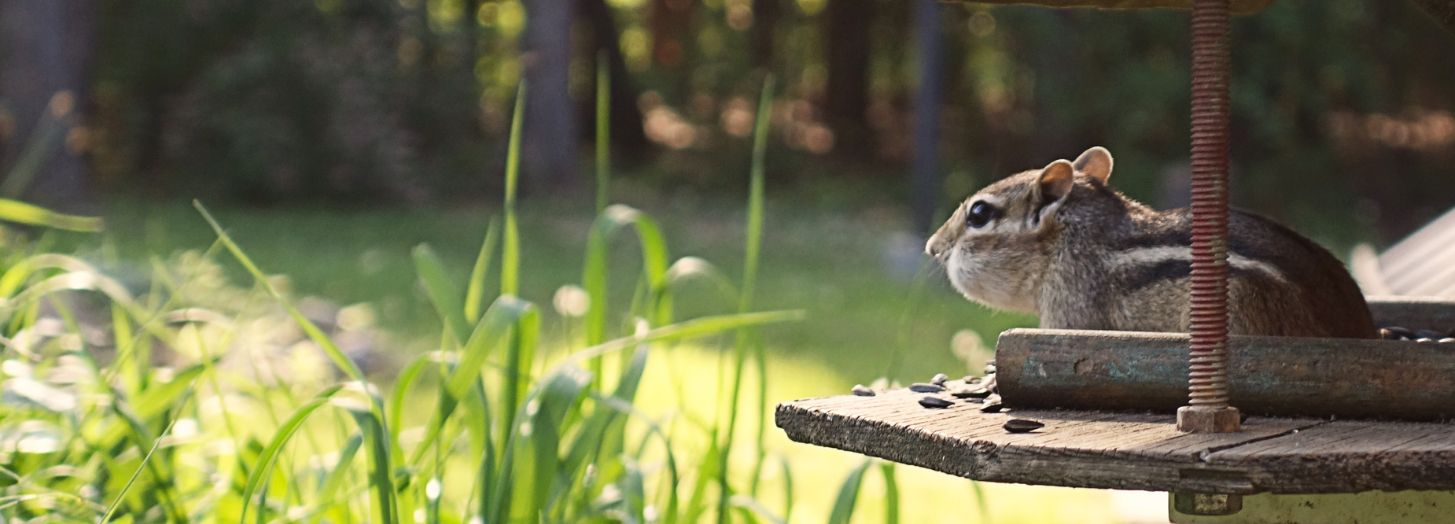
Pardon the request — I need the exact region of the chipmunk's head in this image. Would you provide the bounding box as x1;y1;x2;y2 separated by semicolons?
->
924;146;1114;312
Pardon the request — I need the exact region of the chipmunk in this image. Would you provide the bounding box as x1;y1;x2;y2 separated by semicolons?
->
924;146;1375;338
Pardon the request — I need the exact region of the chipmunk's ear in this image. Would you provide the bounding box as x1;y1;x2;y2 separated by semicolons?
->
1073;146;1114;184
1037;159;1076;201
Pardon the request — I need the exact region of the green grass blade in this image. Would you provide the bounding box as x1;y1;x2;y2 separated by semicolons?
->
719;74;775;524
0;254;37;298
779;456;794;521
464;220;499;322
128;359;213;422
101;393;190;523
624;399;681;524
470;378;495;521
729;495;786;524
0;198;102;232
582;205;672;347
407;296;536;467
556;339;651;513
666;257;739;306
620;461;648;522
827;459;872;524
316;433;364;518
347;400;399;524
970;481;991;521
524;368;589;519
565;310;803;365
388;352;444;460
595;50;610;213
501;305;539;455
502;83;524;296
239;385;342;524
881;462;900;524
490;367;590;523
0;106;65;198
111;303;142;393
413;244;470;344
194;201;366;382
683;439;721;523
750;340;770;495
741;75;773;312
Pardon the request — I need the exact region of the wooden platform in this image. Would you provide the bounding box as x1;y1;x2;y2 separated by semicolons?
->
775;382;1455;494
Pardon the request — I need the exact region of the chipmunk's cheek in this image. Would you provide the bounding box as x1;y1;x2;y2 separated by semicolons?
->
946;247;984;300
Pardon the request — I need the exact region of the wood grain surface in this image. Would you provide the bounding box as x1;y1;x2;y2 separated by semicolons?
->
777;385;1455;493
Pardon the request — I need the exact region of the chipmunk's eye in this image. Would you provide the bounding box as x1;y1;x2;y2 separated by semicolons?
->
965;201;997;229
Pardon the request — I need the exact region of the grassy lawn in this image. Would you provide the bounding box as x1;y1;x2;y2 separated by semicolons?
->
73;194;1036;386
36;193;1148;523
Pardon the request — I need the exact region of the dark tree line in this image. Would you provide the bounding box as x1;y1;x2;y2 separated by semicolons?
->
2;0;1455;243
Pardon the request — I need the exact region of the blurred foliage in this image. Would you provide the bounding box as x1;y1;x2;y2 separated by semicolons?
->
85;0;1455;239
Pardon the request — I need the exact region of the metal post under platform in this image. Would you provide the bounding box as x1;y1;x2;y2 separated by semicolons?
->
1170;491;1455;523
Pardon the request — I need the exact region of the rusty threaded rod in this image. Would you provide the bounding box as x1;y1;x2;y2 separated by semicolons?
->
1178;0;1241;433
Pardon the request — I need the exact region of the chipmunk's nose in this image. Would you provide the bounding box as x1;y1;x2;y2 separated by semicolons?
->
925;236;942;257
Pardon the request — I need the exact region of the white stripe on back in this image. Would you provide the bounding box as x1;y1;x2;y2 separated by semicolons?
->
1110;246;1288;283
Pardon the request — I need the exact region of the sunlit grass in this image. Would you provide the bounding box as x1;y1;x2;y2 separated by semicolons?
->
0;78;1139;523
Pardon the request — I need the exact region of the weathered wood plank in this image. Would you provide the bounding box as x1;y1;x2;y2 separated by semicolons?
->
1203;420;1455;493
1366;296;1455;329
777;390;1455;493
777;388;1324;493
995;328;1455;420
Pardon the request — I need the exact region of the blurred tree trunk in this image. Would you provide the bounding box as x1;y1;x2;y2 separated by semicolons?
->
649;0;694;70
823;0;873;157
578;0;651;162
522;0;579;189
752;0;780;71
0;0;96;212
910;0;943;235
649;0;695;102
463;0;481;74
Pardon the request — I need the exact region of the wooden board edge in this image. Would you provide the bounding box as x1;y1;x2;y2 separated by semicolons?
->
774;401;1264;493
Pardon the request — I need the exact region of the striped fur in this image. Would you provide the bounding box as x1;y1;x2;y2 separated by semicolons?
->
925;147;1375;338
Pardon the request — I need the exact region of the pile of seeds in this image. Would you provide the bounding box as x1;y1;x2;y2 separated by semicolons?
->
845;361;1044;433
1377;325;1455;344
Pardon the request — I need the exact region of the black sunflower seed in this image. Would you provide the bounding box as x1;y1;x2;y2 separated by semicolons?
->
918;396;953;409
851;385;875;397
952;387;991;399
1003;419;1044;433
909;383;945;393
980;394;1004;413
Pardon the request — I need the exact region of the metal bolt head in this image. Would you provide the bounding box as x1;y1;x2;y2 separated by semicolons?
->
1172;492;1243;516
1177;405;1242;433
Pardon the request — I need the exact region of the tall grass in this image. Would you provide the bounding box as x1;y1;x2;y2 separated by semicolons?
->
0;80;829;523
